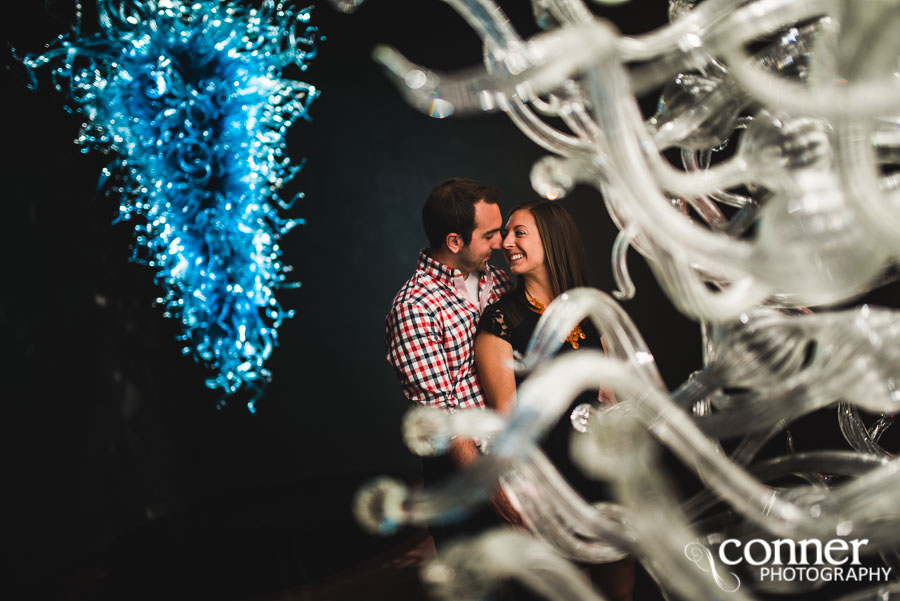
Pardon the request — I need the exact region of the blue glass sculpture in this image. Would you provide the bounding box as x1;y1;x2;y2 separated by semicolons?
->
21;0;321;410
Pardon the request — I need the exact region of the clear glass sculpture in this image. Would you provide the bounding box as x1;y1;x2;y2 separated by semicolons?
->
347;0;900;598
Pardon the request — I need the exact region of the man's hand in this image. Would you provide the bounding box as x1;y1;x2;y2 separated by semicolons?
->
447;436;480;468
448;438;524;526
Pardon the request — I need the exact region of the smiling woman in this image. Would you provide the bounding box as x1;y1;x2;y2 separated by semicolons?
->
474;200;634;601
475;200;596;415
503;208;547;281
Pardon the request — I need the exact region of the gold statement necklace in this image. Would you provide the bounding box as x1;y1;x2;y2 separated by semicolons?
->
525;290;586;349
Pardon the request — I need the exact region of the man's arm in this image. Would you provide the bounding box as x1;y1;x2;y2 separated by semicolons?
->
387;303;492;471
386;302;459;410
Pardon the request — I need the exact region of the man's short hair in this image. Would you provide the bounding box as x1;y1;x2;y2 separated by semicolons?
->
422;177;500;248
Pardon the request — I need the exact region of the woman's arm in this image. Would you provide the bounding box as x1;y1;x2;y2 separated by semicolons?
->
474;330;524;526
474;331;517;415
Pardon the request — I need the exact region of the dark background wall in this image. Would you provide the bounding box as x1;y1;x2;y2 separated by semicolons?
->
9;1;882;598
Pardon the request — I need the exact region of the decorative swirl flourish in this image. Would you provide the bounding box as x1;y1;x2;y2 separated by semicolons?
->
684;541;742;593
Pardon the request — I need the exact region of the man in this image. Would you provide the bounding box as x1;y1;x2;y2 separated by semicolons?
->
385;177;517;540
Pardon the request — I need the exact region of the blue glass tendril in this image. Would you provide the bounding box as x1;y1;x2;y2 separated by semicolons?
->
21;0;321;411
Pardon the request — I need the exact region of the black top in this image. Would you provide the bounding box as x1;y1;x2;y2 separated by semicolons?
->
478;287;611;501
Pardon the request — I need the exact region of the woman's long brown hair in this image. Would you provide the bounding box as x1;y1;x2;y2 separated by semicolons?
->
509;200;589;299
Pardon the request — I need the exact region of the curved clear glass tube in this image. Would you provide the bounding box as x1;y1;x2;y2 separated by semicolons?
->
682;450;888;520
720;4;900;119
399;404;634;562
611;225;638;300
502;453;632;561
572;403;757;600
831;582;900;601
559;352;900;545
422;529;609;601
837;402;897;459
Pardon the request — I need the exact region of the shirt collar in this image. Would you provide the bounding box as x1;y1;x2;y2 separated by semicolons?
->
417;249;500;312
417;249;466;286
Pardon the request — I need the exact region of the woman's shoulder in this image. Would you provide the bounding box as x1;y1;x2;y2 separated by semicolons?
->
484;291;521;315
479;289;538;349
484;288;533;324
479;294;515;341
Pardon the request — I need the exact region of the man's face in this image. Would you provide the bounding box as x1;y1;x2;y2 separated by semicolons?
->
458;201;503;273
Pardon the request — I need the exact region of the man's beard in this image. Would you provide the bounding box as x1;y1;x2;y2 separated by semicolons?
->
459;246;487;273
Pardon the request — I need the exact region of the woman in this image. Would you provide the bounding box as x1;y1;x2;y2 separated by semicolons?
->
474;200;634;601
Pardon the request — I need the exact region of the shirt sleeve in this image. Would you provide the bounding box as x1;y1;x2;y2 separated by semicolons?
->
385;302;458;411
478;303;511;343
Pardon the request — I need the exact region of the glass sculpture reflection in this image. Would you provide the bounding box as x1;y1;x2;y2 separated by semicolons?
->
348;0;900;599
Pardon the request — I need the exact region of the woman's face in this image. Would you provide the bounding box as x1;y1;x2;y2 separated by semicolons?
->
502;209;546;276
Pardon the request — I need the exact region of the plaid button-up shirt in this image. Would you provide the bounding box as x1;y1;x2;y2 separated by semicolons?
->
386;250;513;411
